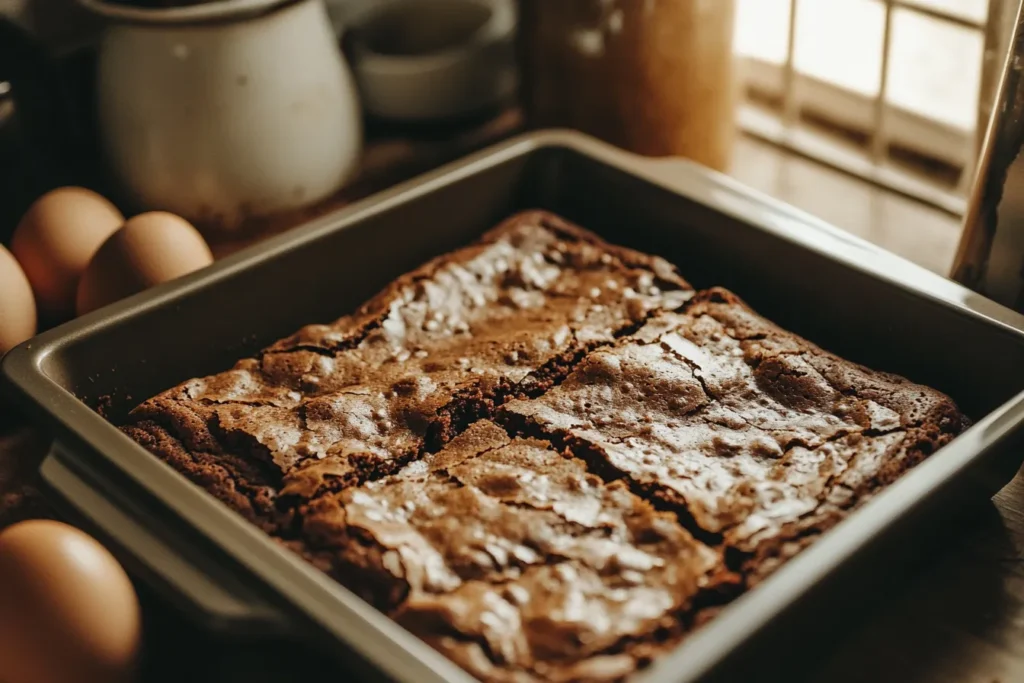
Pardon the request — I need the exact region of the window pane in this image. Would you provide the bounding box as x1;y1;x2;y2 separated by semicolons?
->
794;0;885;96
887;7;983;130
735;0;792;64
900;0;987;24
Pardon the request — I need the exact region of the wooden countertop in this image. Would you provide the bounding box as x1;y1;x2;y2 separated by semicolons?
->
1;128;1019;683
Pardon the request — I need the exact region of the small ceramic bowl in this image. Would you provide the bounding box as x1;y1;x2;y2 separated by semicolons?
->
348;0;517;123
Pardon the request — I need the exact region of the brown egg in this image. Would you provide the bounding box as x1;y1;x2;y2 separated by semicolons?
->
76;211;214;317
11;187;124;321
0;245;37;355
0;520;141;683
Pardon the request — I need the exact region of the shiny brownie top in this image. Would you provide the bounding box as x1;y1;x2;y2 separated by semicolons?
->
301;420;721;682
503;287;966;556
127;211;693;497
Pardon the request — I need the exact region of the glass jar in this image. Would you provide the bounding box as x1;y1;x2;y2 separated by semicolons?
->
518;0;737;171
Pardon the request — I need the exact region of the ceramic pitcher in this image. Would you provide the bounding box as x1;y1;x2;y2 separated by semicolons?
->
80;0;363;231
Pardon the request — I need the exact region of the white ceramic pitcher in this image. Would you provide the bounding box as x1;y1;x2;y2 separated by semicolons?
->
80;0;362;231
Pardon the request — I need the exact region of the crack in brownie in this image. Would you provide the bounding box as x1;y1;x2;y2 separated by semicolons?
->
121;211;969;681
300;421;726;682
501;287;967;580
122;211;693;536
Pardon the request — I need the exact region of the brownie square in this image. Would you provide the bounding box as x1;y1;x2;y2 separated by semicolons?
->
122;211;693;534
299;420;722;681
502;287;967;576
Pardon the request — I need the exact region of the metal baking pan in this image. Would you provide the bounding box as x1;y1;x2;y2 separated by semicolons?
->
5;130;1024;682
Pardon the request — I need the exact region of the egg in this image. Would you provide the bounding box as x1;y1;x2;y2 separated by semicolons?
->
11;187;124;321
0;245;37;355
0;520;141;683
76;212;214;317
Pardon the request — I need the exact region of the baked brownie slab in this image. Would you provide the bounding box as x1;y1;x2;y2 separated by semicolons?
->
119;210;971;681
299;421;722;682
502;287;967;576
123;211;692;531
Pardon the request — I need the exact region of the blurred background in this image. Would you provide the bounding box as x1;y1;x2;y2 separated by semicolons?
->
0;0;1002;277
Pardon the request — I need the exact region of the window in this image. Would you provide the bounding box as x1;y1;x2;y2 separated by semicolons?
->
734;0;1013;215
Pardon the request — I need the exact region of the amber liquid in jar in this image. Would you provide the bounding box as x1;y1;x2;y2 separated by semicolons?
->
518;0;737;171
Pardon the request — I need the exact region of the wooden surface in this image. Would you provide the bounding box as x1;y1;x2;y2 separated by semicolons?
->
813;475;1024;683
0;132;1019;682
728;136;963;276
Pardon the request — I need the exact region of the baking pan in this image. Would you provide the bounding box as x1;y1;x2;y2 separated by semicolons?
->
5;130;1024;682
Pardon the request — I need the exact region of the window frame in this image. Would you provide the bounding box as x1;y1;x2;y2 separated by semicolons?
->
734;0;1015;215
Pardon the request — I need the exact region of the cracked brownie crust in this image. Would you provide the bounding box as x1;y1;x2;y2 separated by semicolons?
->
122;210;693;534
121;211;967;681
301;421;726;682
502;287;967;580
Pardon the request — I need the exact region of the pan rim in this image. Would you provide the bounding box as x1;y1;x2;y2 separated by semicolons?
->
5;129;1024;682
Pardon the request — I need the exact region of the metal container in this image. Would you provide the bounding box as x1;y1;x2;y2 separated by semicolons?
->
5;131;1024;682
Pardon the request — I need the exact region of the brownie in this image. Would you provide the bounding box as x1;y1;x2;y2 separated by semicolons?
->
122;210;692;534
502;287;967;578
121;211;969;681
300;420;723;681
